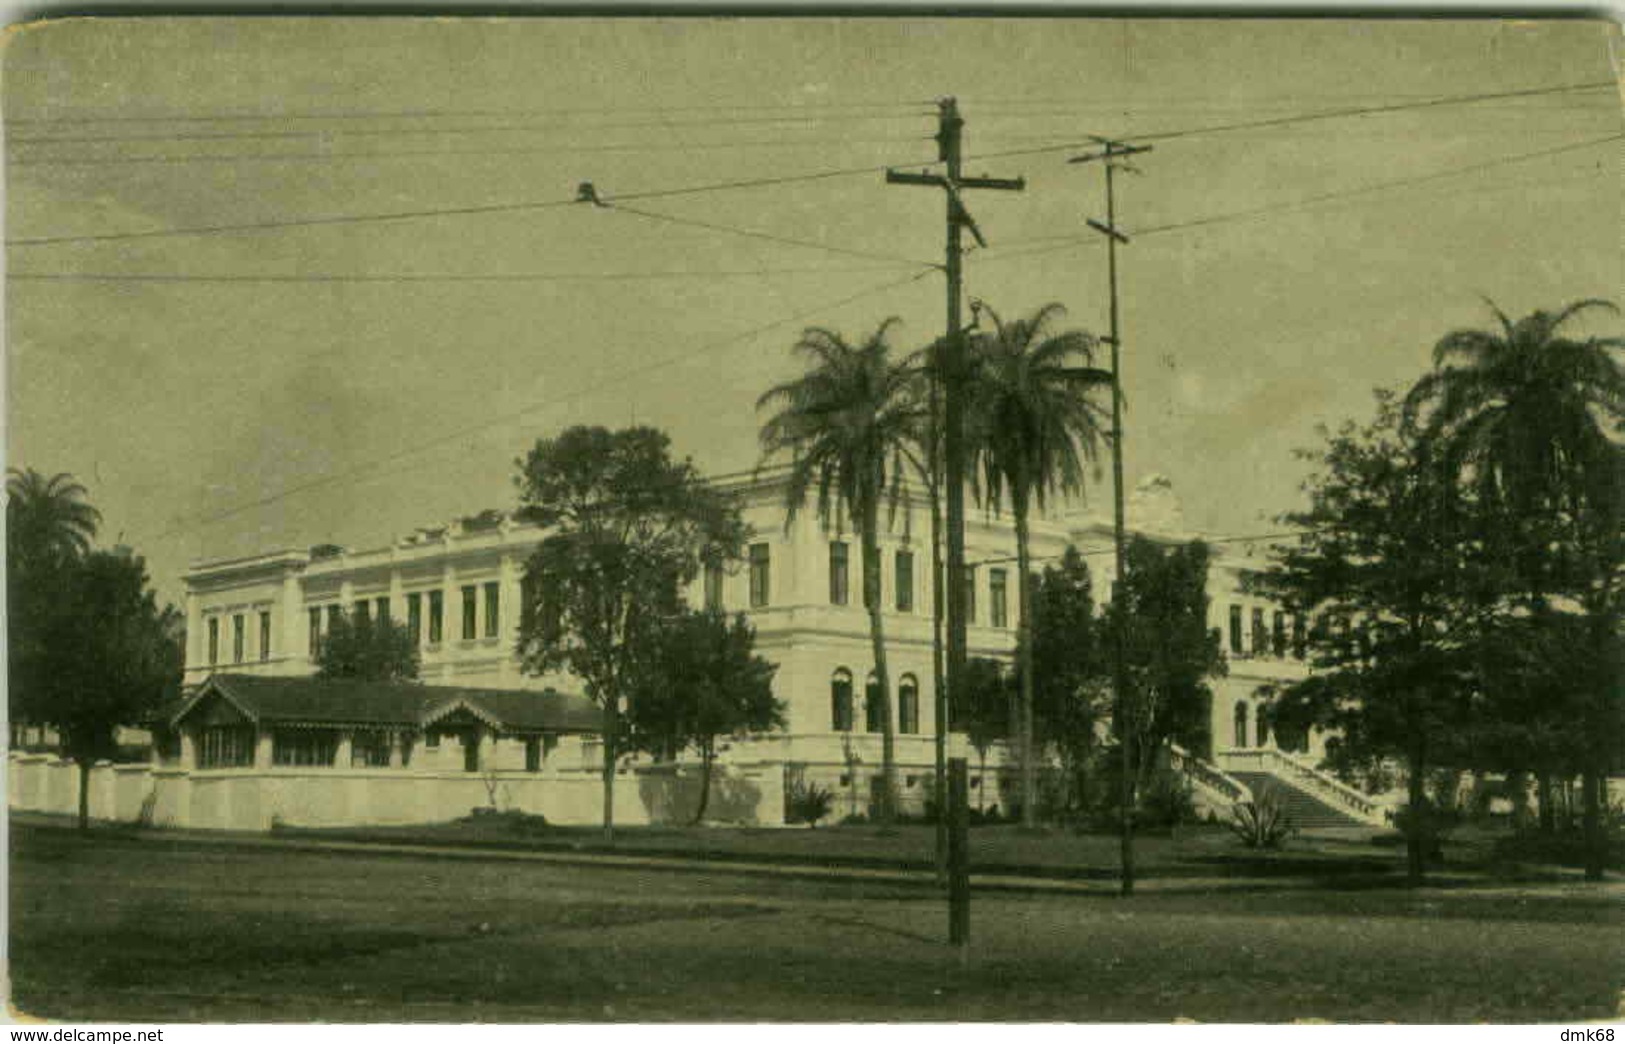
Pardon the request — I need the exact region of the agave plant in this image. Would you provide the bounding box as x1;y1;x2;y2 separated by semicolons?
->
1227;786;1297;849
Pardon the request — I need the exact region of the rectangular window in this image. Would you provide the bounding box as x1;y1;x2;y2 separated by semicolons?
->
749;543;770;608
428;590;444;644
525;737;542;773
375;596;389;626
966;566;978;625
895;550;914;613
199;725;255;769
1293;612;1307;660
483;582;500;639
704;562;724;612
326;605;341;634
990;569;1009;629
354;600;370;627
208;617;220;666
308;607;322;658
272;729;338;768
1229;605;1243;654
232;614;245;664
1252;607;1267;656
1272;611;1287;658
462;585;477;640
863;547;880;610
259;611;272;662
407;593;423;645
829;541;849;606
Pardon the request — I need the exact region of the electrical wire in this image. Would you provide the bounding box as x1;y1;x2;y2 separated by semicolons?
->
5;158;910;248
12;78;1610;249
608;202;939;270
6;263;924;285
976;133;1624;267
10;111;933;147
6;99;930;126
961;80;1615;164
7;135;934;169
146;266;938;542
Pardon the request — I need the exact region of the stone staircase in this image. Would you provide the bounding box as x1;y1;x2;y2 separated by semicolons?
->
1217;748;1393;830
1226;771;1369;829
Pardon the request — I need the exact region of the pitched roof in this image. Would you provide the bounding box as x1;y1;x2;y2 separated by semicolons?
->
172;674;601;734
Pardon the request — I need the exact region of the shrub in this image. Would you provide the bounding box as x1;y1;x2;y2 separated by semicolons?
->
785;776;835;827
1227;787;1296;849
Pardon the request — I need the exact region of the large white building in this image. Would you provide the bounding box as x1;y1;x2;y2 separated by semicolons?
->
154;469;1389;830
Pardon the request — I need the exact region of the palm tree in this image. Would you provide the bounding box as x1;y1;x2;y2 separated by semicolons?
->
6;468;101;574
6;468;101;758
1403;299;1625;599
758;318;921;824
1403;298;1625;881
899;335;950;870
964;303;1112;828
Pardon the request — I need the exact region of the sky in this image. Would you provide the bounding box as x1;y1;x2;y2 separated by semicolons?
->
5;17;1622;605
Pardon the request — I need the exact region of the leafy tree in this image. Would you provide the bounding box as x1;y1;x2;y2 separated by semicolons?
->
314;611;420;682
1028;545;1110;817
1255;392;1483;885
7;468;103;736
757;318;920;823
515;426;748;840
1106;535;1224;890
27;549;182;829
964;303;1112;829
953;656;1014;810
626;609;784;825
1404;300;1624;879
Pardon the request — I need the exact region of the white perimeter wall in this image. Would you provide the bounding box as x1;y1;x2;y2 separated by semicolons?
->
8;753;785;831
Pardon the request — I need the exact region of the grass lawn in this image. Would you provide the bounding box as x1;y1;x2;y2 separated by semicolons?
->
278;815;1603;888
279;818;1417;882
10;822;1622;1023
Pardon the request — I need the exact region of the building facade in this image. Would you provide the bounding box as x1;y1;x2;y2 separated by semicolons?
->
166;469;1388;827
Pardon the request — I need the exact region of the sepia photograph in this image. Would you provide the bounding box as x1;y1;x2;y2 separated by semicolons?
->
3;13;1622;1024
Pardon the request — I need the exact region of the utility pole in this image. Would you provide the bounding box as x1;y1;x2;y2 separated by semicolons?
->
888;98;1024;878
1070;135;1150;897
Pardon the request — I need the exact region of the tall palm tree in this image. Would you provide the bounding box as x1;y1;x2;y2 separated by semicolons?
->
1404;298;1625;881
900;335;949;871
7;468;101;751
965;303;1112;828
6;468;101;574
758;318;921;824
1403;299;1625;602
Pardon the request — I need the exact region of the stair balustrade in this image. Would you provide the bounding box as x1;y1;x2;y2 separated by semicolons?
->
1167;743;1253;807
1219;747;1390;826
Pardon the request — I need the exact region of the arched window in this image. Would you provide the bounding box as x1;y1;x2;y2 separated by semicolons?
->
1234;702;1249;750
1256;709;1270;749
831;669;854;732
865;672;884;733
898;676;920;735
